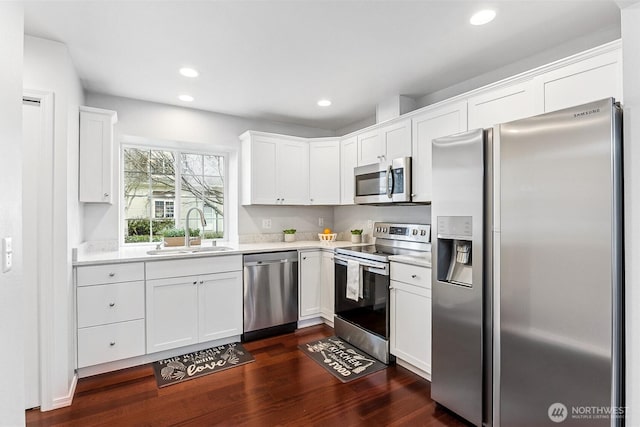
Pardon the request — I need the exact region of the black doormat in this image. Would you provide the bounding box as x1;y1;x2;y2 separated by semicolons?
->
298;336;387;383
152;342;254;388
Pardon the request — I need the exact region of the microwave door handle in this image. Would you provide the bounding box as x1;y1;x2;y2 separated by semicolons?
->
386;164;393;198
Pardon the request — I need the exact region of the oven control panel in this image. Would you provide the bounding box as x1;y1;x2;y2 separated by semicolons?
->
373;222;431;243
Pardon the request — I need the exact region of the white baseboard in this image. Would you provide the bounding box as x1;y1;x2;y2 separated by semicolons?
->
297;317;324;329
47;373;77;410
396;358;431;381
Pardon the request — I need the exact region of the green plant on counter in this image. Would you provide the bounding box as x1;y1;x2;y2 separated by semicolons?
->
283;229;297;234
162;227;201;237
350;229;363;235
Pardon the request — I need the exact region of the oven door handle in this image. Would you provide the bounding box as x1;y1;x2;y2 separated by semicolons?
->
334;254;389;275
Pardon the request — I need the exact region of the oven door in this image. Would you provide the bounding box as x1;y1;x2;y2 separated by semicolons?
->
354;157;411;204
334;255;390;339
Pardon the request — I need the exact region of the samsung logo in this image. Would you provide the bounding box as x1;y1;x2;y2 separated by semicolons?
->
574;108;600;118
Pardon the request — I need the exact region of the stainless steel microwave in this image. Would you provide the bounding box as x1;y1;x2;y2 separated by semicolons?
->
354;157;412;204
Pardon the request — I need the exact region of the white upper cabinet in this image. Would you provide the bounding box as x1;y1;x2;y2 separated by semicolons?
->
411;101;467;203
79;106;117;204
533;48;622;114
241;132;309;205
468;80;535;130
357;118;412;166
309;139;341;205
381;118;412;161
357;128;383;165
340;136;358;205
277;140;310;205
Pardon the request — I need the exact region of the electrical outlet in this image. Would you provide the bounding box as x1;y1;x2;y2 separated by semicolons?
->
3;237;12;273
367;220;374;229
262;219;272;229
318;217;324;227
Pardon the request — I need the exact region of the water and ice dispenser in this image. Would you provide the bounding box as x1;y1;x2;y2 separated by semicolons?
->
436;216;473;287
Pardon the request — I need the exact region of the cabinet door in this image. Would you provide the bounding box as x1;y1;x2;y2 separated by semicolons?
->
534;49;622;114
340;136;358;205
79;107;116;203
248;137;278;204
320;251;335;321
277;140;309;205
357;128;383;166
390;280;431;374
381;118;412;161
309;140;340;205
468;81;535;130
146;277;199;353
411;101;467;203
299;251;322;319
198;271;243;342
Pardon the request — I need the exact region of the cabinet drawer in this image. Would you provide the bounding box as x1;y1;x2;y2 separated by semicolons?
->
77;281;145;328
146;255;242;280
390;263;431;289
77;262;144;286
77;319;145;368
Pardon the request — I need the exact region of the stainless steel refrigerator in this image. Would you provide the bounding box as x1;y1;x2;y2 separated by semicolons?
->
431;98;623;427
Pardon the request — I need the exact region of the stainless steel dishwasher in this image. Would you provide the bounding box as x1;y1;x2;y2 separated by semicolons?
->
242;251;298;341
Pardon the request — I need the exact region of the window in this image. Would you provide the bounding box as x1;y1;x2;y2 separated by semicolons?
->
123;146;225;243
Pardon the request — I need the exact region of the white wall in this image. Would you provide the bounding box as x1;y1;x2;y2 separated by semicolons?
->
83;93;335;243
0;3;25;425
621;3;640;424
23;35;85;409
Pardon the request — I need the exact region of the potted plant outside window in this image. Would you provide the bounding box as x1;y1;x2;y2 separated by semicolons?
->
350;229;363;243
283;229;296;242
162;227;201;247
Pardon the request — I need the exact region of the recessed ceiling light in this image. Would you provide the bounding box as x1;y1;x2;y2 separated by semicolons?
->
470;9;496;26
179;67;199;78
178;94;194;102
317;99;332;107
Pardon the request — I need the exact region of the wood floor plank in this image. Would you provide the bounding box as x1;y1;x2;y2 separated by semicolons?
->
26;325;470;426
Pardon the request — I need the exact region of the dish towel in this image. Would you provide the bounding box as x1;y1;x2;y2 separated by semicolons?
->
346;260;362;301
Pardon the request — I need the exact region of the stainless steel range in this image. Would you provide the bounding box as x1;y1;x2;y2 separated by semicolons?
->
334;222;431;364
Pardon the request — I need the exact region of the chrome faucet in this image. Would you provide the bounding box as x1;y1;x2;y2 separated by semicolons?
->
185;207;207;247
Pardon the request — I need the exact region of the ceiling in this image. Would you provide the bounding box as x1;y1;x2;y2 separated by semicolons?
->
23;1;622;131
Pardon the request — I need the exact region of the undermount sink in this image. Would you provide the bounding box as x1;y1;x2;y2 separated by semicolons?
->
146;246;234;256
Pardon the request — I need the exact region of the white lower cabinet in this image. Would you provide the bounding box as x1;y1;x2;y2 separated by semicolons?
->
146;270;243;353
300;249;335;322
299;250;322;319
390;262;431;376
76;262;146;368
320;251;335;321
78;319;146;368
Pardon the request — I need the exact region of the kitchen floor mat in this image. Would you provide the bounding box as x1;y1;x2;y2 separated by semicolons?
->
152;342;254;388
298;336;387;383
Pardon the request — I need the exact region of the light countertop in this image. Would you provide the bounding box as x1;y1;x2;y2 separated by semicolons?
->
74;240;369;266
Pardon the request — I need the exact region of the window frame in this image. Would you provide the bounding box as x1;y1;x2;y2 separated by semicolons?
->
120;137;229;246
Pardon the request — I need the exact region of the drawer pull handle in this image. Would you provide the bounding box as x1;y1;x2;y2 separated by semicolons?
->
199;280;204;285
109;342;116;346
109;302;115;307
108;273;115;277
411;274;417;279
193;281;197;285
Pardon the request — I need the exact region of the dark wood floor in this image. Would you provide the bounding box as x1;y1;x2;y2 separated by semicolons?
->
26;325;469;426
